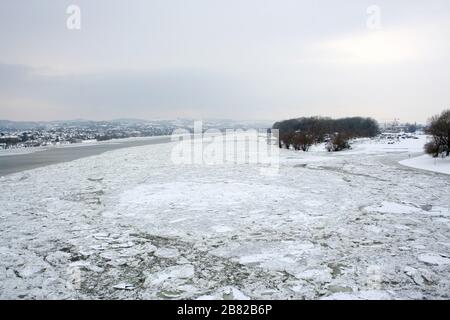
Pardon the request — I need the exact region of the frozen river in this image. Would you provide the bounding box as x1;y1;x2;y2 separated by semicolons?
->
0;134;449;299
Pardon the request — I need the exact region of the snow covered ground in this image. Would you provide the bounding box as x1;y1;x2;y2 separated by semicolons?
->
400;154;450;175
0;134;449;300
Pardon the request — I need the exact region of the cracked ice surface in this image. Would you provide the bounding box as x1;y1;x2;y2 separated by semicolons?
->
0;135;449;299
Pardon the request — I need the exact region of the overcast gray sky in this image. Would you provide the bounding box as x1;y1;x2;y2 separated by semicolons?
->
0;0;449;123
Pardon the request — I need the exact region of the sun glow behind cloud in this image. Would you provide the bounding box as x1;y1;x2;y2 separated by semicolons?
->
300;25;446;66
324;30;420;64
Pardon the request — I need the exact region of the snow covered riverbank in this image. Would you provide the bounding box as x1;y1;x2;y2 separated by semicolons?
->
400;154;450;175
0;134;449;299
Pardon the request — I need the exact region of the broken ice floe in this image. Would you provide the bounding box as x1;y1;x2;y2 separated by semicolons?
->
113;283;135;290
364;202;423;215
154;248;180;259
195;287;250;300
144;264;195;287
417;253;450;266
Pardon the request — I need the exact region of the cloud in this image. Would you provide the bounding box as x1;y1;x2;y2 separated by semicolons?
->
296;21;450;65
1;1;450;122
0;63;277;120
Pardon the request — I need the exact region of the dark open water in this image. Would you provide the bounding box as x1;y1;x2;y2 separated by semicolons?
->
0;136;171;176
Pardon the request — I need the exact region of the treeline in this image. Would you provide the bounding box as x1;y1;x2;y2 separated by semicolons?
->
425;109;450;157
273;116;379;151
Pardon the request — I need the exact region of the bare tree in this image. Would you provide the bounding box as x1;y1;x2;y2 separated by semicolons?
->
425;109;450;157
326;133;351;152
292;132;314;151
